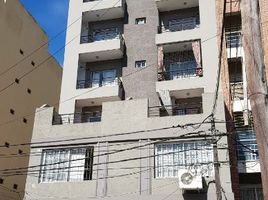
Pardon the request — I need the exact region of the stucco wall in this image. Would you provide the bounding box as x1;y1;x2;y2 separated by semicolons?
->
0;0;62;198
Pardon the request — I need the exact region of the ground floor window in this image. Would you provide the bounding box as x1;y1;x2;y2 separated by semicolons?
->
155;141;213;178
40;147;94;183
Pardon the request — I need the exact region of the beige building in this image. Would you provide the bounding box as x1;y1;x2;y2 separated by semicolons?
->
24;0;235;200
0;0;62;199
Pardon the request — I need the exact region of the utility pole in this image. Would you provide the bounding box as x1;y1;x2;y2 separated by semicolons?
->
211;116;222;200
240;0;268;199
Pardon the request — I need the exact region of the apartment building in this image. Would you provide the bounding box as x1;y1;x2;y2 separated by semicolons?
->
0;0;62;199
218;0;263;199
24;0;234;199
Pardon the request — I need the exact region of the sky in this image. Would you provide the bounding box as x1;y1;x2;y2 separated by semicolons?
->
20;0;69;66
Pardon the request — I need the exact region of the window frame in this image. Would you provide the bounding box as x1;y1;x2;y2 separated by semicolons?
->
39;147;94;183
154;141;214;179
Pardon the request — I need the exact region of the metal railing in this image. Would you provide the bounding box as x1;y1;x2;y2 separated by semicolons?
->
230;81;243;100
226;31;242;48
77;77;121;89
158;17;198;33
53;112;102;125
149;103;203;117
80;31;122;44
236;130;259;161
158;67;203;81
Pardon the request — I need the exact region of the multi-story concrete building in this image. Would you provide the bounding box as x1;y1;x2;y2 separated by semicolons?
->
217;0;263;199
0;0;62;199
24;0;235;199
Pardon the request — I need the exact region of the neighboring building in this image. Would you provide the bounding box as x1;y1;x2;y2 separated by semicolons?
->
0;0;62;199
24;0;234;200
217;0;263;199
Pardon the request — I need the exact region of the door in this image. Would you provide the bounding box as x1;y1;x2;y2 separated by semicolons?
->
102;69;116;86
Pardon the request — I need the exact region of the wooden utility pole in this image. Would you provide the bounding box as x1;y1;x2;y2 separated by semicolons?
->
211;116;222;200
240;0;268;199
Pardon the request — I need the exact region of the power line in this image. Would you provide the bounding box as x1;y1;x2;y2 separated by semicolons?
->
0;0;108;79
0;0;123;96
0;30;223;135
0;120;213;149
0;131;213;174
211;0;227;116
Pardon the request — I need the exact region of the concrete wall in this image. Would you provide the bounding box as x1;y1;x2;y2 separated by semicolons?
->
25;97;233;200
121;0;159;107
0;0;62;199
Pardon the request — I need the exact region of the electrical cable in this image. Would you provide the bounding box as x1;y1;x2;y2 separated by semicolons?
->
0;131;213;174
0;121;213;149
0;0;111;79
211;0;227;116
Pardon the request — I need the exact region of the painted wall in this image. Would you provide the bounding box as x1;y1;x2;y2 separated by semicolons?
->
0;0;62;199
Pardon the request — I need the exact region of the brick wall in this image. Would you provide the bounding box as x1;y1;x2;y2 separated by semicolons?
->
216;0;241;199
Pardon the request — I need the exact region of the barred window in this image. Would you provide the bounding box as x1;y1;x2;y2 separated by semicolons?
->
236;130;259;161
155;141;213;178
40;147;93;183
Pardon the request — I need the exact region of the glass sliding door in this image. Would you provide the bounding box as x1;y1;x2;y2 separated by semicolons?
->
102;69;116;86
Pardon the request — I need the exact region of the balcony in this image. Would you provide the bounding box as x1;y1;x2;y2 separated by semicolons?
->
82;0;125;22
53;111;102;125
226;31;243;58
79;33;124;62
158;17;199;34
149;102;202;117
77;76;121;89
230;81;243;101
155;0;199;12
158;61;203;81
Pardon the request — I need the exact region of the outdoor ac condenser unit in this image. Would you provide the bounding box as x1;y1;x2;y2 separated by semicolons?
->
178;170;203;190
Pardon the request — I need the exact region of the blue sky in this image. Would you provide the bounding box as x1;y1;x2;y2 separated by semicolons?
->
20;0;69;66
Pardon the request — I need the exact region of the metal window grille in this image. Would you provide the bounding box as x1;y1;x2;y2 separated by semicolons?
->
236;130;259;161
226;31;242;48
155;141;213;178
40;147;93;183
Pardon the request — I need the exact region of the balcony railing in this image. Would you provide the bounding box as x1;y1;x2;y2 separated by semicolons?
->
149;103;203;117
77;77;121;89
158;67;203;81
158;17;198;33
230;81;243;100
53;112;102;125
226;31;242;48
80;30;121;44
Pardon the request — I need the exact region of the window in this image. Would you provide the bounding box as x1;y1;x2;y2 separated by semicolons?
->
135;17;146;25
226;31;242;48
135;60;146;68
40;147;93;183
168;17;197;32
236;130;259;161
155;141;213;178
93;28;119;42
91;69;117;88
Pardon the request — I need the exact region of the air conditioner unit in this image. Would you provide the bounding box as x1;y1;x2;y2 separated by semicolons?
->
178;170;203;190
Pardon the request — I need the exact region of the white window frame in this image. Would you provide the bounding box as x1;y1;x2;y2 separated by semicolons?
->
40;147;93;183
155;141;213;178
